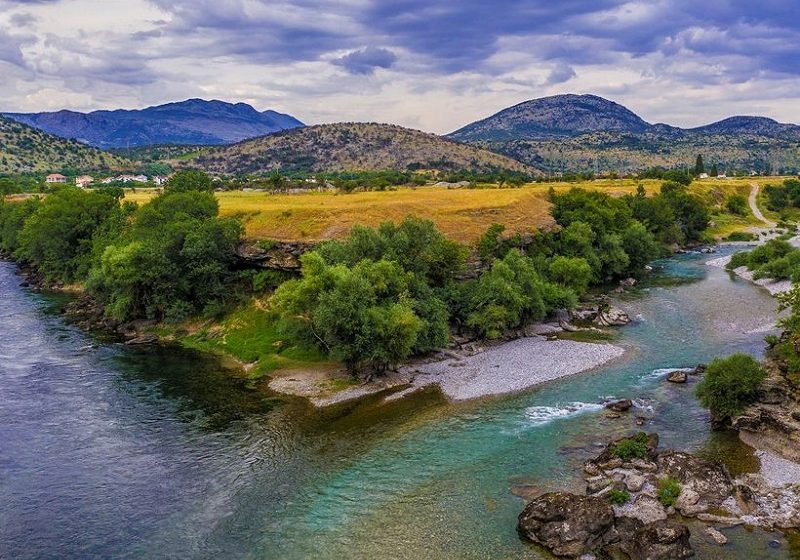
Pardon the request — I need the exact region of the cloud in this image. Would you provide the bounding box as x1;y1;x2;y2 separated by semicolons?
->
0;0;800;133
545;63;576;85
332;46;396;74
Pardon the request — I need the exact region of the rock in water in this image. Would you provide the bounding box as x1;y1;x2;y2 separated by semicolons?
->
705;526;728;545
595;305;631;327
517;492;618;557
666;371;688;384
618;519;694;560
605;399;633;412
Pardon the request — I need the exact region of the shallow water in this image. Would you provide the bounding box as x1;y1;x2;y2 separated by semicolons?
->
0;253;797;559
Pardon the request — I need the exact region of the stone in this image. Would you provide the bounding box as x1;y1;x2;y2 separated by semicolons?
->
657;451;734;505
605;399;633;412
617;519;694;560
666;371;688;384
615;494;668;525
705;526;728;545
124;334;159;345
595;305;632;327
586;476;613;494
517;492;618;558
625;474;647;493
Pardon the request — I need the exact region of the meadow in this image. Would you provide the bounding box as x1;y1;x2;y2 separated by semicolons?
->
122;176;788;243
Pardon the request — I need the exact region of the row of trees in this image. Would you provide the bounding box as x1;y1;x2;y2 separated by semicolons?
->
0;171;713;377
0;170;240;323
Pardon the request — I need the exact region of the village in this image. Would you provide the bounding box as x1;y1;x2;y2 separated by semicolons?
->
43;172;169;188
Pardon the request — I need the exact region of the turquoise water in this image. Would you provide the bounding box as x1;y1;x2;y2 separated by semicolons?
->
0;252;797;559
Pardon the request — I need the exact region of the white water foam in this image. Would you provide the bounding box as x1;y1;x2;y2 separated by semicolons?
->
522;402;604;427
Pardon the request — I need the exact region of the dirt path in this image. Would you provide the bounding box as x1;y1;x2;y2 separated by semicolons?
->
749;183;776;228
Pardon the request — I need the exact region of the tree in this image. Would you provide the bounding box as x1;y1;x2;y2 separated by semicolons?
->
725;194;748;216
695;354;766;426
464;250;564;339
710;163;719;177
164;169;214;193
621;222;661;271
15;187;122;282
0;178;20;197
273;253;426;375
89;190;242;321
548;256;592;294
694;155;705;176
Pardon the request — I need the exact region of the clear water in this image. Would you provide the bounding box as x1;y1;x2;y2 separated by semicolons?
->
0;253;797;559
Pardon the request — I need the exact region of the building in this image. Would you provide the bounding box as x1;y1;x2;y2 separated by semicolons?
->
45;173;67;184
152;175;167;186
698;173;709;179
75;175;94;188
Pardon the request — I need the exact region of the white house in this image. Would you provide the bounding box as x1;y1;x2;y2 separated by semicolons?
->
45;173;67;184
698;173;709;179
75;175;94;188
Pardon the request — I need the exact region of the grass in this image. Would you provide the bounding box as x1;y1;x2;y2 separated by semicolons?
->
170;299;329;377
123;177;791;244
657;476;682;507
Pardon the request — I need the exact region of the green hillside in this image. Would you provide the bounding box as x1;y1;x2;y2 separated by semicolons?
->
0;116;127;174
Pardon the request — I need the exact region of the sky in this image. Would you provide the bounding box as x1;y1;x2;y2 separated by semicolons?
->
0;0;798;134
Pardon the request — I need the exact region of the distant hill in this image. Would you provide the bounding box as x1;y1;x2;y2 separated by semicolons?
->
449;94;652;141
0;116;127;174
3;99;304;149
193;122;536;175
688;116;800;140
450;94;800;174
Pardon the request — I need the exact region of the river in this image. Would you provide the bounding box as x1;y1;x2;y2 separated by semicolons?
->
1;252;798;559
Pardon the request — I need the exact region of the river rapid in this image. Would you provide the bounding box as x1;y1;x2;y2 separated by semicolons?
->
1;252;798;559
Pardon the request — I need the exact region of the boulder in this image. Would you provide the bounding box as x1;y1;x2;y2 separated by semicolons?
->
666;371;688;384
589;433;660;469
615;494;668;525
517;492;618;557
657;451;734;505
618;519;694;560
605;399;633;412
595;305;631;327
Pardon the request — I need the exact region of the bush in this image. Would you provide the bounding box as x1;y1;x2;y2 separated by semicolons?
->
613;432;649;461
657;477;682;507
608;489;631;505
725;194;748;216
695;354;766;421
725;231;756;242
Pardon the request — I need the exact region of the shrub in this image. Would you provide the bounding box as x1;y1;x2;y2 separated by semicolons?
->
608;489;631;505
657;477;682;507
725;194;748;216
695;353;766;421
613;433;649;461
725;231;756;242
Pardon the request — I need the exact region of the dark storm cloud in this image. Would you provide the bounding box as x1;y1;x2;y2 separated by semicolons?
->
332;47;396;74
136;0;800;83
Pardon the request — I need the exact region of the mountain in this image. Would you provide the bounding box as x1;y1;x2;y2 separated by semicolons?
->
449;94;652;141
689;116;800;140
3;99;304;149
0;116;127;174
193;123;536;175
449;94;800;174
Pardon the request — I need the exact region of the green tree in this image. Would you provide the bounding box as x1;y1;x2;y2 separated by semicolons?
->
710;163;719;177
694;155;705;176
15;188;121;282
273;253;426;375
621;222;661;271
164;169;214;193
548;256;592;294
695;354;766;425
725;194;748;216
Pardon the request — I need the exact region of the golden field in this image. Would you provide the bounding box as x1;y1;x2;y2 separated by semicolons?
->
122;176;790;243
